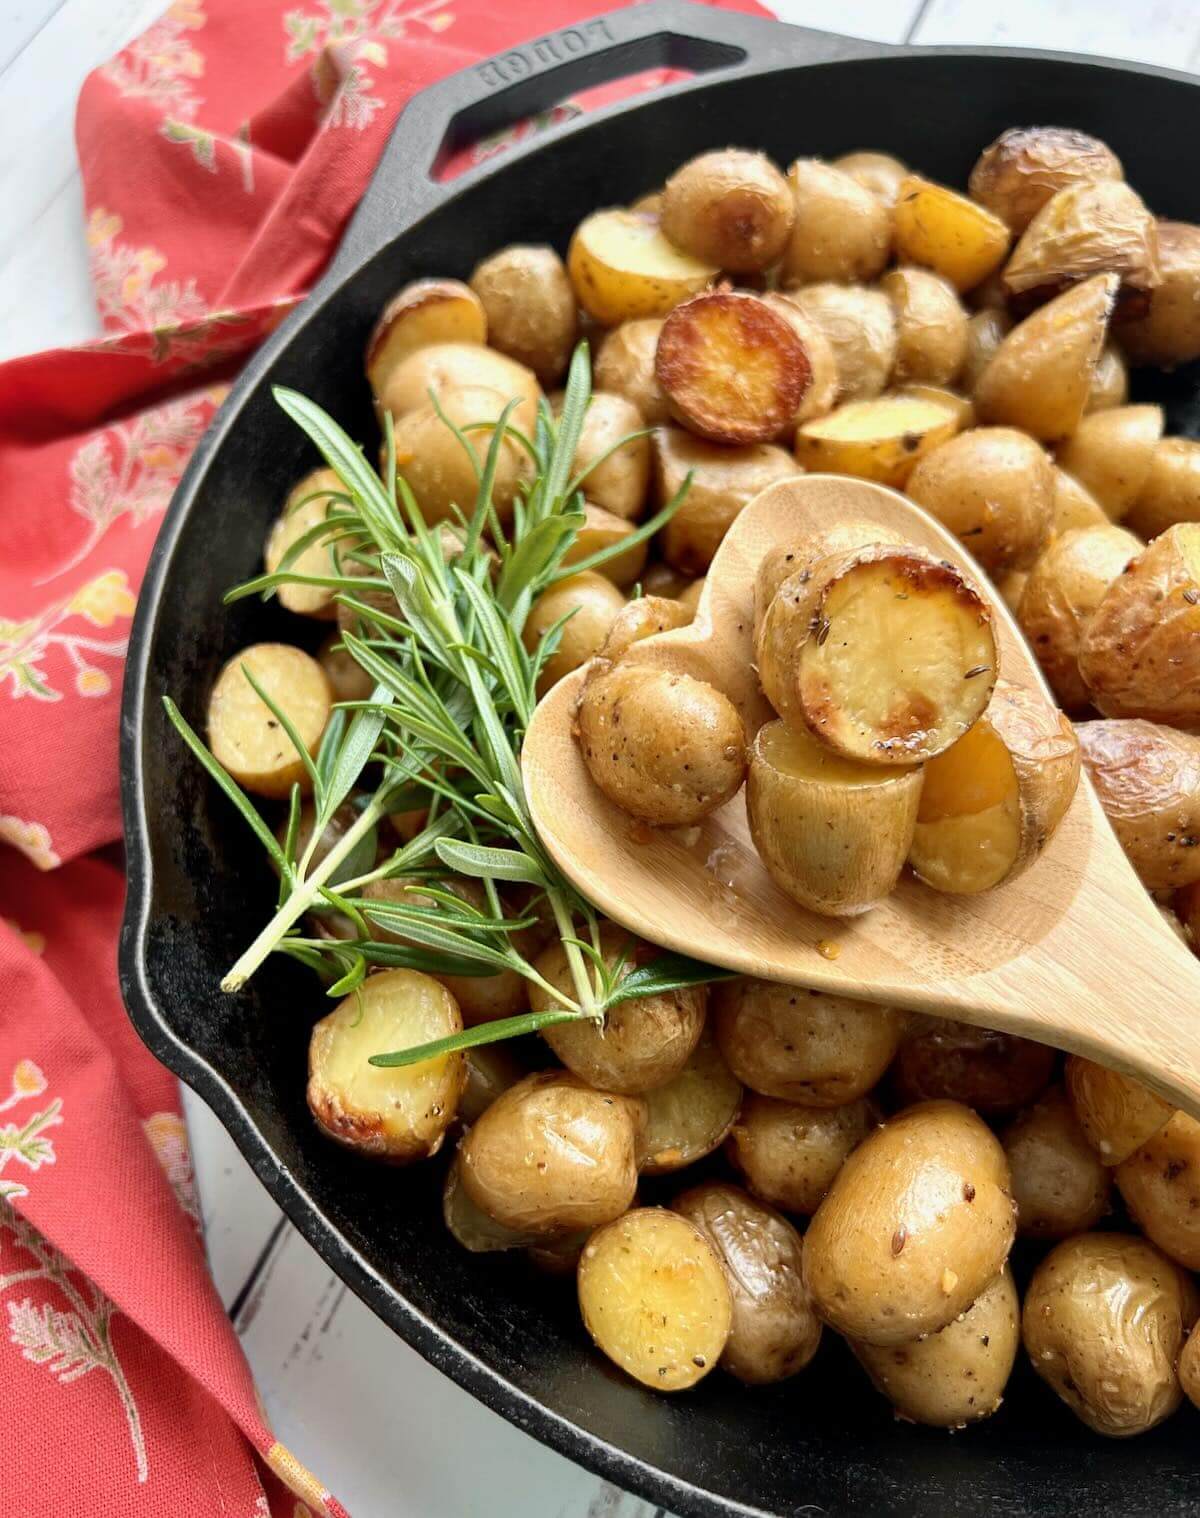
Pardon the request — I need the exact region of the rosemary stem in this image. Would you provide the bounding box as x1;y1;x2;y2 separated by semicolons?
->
546;883;601;1024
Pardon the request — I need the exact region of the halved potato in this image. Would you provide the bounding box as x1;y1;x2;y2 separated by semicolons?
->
1076;720;1200;890
1065;1054;1174;1165
570;392;651;521
832;150;908;206
1126;438;1200;539
1085;344;1129;413
794;393;961;489
366;279;487;397
594;319;669;424
895;384;975;431
654;426;797;574
881;267;969;387
1052;466;1110;534
661;149;794;272
598;595;693;663
969;126;1123;234
392;382;532;527
892;1015;1056;1115
523;571;625;695
655;290;814;445
1003;1084;1112;1239
469;244;576;386
757;544;996;764
893;175;1010;292
787;284;896;404
264;468;349;620
727;1093;878;1216
208;643;332;798
379;340;540;424
578;1207;732;1390
961;308;1012;393
975;272;1118;441
307;969;465;1161
747;720;923;915
781;159;891;287
1002;180;1160;311
1119;220;1200;367
1055;405;1164;521
637;1030;743;1175
568;208;716;325
909;681;1080;895
560;501;648;587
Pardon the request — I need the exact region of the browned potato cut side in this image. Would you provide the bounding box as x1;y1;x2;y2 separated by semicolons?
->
598;595;693;663
469;244;577;386
787;284;897;403
1116;1112;1200;1270
1002;180;1160;310
881;267;969;386
1003;1085;1111;1239
969;126;1123;234
1119;220;1200;367
726;1092;878;1216
594;319;669;424
578;1208;732;1390
1055;405;1163;521
307;969;465;1161
1085;345;1129;413
1125;437;1200;539
747;721;922;916
568;208;716;325
570;392;650;521
265;468;350;619
1065;1055;1173;1165
208;643;332;798
1076;720;1200;890
637;1031;742;1174
892;175;1010;292
831;150;908;206
661;149;794;272
392;383;532;528
892;1015;1056;1115
523;571;625;696
560;501;648;587
379;340;540;423
366;278;487;397
782;159;891;286
794;394;961;489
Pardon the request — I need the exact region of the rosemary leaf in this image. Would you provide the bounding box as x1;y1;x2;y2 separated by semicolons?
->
368;1008;584;1067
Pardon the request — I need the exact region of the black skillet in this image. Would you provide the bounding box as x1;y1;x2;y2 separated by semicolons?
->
119;4;1200;1513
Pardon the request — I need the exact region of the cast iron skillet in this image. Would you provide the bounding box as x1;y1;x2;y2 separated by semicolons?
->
120;5;1200;1513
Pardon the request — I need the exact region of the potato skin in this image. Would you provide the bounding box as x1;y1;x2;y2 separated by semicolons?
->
892;1017;1055;1116
459;1070;639;1235
761;293;840;421
1076;719;1200;889
571;392;650;521
906;426;1053;573
781;159;891;287
265;468;346;620
1119;221;1200;367
727;1093;878;1216
638;1030;742;1174
832;150;908;206
391;382;531;527
1002;180;1160;308
961;308;1012;393
672;1182;822;1384
803;1100;1016;1345
1055;404;1163;522
1125;437;1200;540
1052;466;1110;534
851;1267;1020;1428
969;126;1123;234
881;267;969;386
523;571;625;695
1085;344;1128;414
469;245;576;385
1182;1329;1200;1410
661;150;794;273
654;427;796;574
1065;1054;1173;1165
787;284;897;403
379;340;540;423
576;663;747;826
560;501;647;588
1023;1232;1192;1437
594;319;669;424
1002;1084;1111;1238
1116;1112;1200;1270
366;278;487;397
598;595;692;663
207;643;332;799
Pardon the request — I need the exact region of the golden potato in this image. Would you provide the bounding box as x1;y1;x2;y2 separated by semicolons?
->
443;1153;538;1252
760;293;840;421
1116;1112;1200;1270
1023;1232;1192;1437
881;267;969;386
593;319;669;424
893;175;1010;292
851;1267;1020;1428
366;278;487;397
714;974;902;1105
892;1015;1056;1115
996;568;1029;615
757;544;996;764
678;577;706;615
787;284;896;403
894;382;975;431
459;1070;639;1235
795;393;961;489
641;559;695;602
637;1030;742;1174
598;594;692;663
391;383;532;527
781;159;891;287
1076;720;1200;890
975;272;1117;441
568;208;716;325
727;1094;877;1216
1003;1084;1111;1238
316;631;374;704
458;1041;526;1126
264;468;349;620
379;339;540;423
907;426;1053;573
1078;524;1200;724
803;1101;1016;1345
1002;180;1160;310
961;308;1012;393
910;682;1080;895
747;720;923;915
207;642;332;799
1085;344;1128;413
522;571;625;695
468;244;576;386
832;150;908;206
578;1207;732;1391
1125;437;1200;540
1119;220;1200;367
673;1182;822;1384
1182;1329;1200;1410
1055;404;1163;521
575;662;747;826
307;969;465;1161
660;149;794;272
570;392;650;521
1051;466;1110;535
1016;524;1141;710
559;501;647;587
1065;1054;1173;1165
968;126;1123;234
655;289;815;445
654;426;796;574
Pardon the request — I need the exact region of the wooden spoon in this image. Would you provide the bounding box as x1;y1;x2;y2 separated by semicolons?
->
522;475;1200;1119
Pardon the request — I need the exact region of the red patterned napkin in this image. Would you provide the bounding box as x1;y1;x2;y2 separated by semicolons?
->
0;0;767;1511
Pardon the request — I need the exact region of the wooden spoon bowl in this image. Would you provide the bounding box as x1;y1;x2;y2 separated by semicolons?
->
523;475;1200;1118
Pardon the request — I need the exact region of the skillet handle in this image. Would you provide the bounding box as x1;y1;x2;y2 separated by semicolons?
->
327;0;886;280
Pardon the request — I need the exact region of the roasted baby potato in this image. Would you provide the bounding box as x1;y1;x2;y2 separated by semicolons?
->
560;501;648;587
794;393;961;489
1125;437;1200;540
317;631;374;703
968;126;1123;234
673;1182;822;1384
894;382;975;431
594;319;669;424
568;208;716;325
906;426;1053;573
264;468;348;619
655;289;815;445
803;1100;1016;1345
714;974;902;1105
661;149;794;272
307;969;465;1161
747;720;923;915
654;427;796;574
469;244;577;386
757;544;996;764
1116;1112;1200;1270
832;150;908;206
1002;180;1160;311
727;1093;878;1216
961;308;1012;392
391;382;532;527
207;642;332;798
570;392;651;521
1065;1054;1173;1165
1016;524;1141;710
443;1154;539;1253
760;293;840;421
1119;220;1200;367
881;267;969;386
379;339;540;423
598;595;693;663
1182;1328;1200;1411
366;278;487;398
781;158;891;287
458;1042;526;1126
1077;524;1200;724
1085;344;1129;413
637;1030;742;1174
851;1266;1020;1428
1023;1232;1193;1437
975;272;1117;440
1076;720;1200;890
787;284;896;403
891;1016;1056;1115
893;174;1010;292
909;682;1080;895
576;663;747;826
1003;1084;1111;1238
1055;404;1163;521
1052;467;1110;534
459;1070;639;1235
996;569;1029;616
523;571;625;695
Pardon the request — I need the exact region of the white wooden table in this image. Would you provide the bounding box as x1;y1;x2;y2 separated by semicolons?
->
3;2;1198;1513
